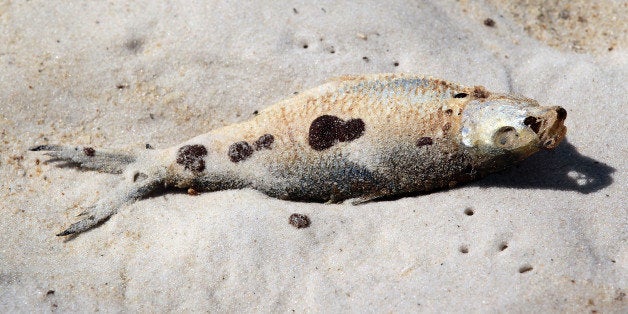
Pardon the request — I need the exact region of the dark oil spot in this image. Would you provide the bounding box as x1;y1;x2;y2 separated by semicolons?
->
46;290;55;296
523;116;542;134
453;92;468;98
254;134;275;150
499;242;508;251
556;107;567;120
228;141;253;162
252;110;259;116
83;147;95;157
442;122;451;132
145;143;154;149
362;56;369;62
309;115;344;150
484;18;496;27
289;213;310;228
308;115;365;151
293;8;298;14
393;61;399;67
473;86;490;99
116;84;128;89
416;137;433;147
132;172;147;182
340;119;365;142
176;144;208;172
459;245;469;254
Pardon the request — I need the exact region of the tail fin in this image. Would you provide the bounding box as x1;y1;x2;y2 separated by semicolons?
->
56;177;162;236
31;144;166;236
29;145;135;174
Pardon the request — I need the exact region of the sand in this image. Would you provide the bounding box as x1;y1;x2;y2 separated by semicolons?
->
0;0;626;312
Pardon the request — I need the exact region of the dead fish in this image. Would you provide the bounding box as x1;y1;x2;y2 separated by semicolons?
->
30;74;567;236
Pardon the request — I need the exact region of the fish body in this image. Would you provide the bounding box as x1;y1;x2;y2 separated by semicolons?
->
31;74;567;236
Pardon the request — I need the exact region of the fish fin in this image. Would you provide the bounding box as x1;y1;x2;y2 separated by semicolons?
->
350;189;391;205
30;145;135;174
56;177;162;236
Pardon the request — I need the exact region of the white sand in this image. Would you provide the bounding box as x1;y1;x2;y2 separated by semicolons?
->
0;0;626;312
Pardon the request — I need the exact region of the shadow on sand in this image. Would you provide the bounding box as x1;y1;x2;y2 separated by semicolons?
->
474;139;615;194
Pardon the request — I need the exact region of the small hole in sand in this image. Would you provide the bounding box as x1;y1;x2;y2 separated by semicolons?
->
464;208;474;216
459;245;469;254
124;38;144;53
393;61;399;67
519;264;533;273
559;9;570;19
499;242;508;251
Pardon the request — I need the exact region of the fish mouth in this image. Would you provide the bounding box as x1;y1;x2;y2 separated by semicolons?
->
524;106;567;150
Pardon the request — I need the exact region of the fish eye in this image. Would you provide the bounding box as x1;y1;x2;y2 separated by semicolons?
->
493;126;518;147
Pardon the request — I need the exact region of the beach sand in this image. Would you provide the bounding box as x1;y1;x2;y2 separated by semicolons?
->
0;0;626;312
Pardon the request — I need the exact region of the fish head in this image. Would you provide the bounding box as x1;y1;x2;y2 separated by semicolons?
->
461;95;567;160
